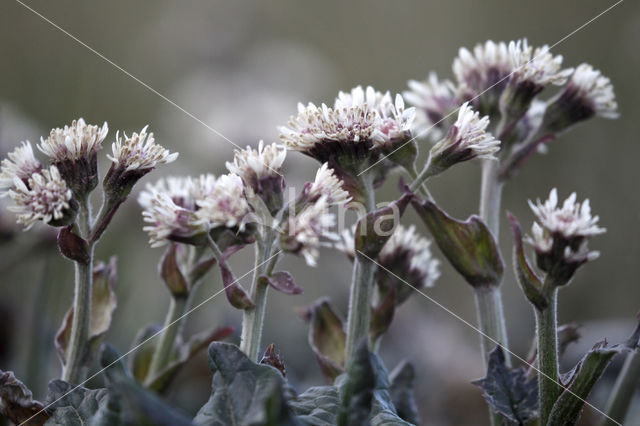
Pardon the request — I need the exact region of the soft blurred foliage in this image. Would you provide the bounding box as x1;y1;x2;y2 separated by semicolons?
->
1;0;639;424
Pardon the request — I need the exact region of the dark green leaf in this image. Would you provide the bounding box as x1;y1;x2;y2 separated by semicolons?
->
369;354;413;426
412;198;503;288
194;342;299;426
44;380;120;426
388;361;420;424
548;321;640;426
337;339;375;426
507;213;547;310
300;298;346;382
289;386;339;426
472;347;538;424
0;370;49;425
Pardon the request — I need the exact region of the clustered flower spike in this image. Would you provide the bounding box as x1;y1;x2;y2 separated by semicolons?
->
0;141;42;194
428;102;500;175
507;40;573;89
307;163;351;206
139;173;252;247
8;166;74;230
38;118;108;162
404;72;460;138
281;196;338;267
526;188;605;281
108;126;178;172
453;40;512;97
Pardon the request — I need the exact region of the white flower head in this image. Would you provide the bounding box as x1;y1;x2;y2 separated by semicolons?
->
0;141;42;194
508;39;573;88
108;126;178;172
308;163;351;205
527;188;605;263
565;64;618;119
279;85;414;157
282;196;338;266
453;40;511;94
404;72;460;138
138;175;198;212
195;173;252;231
226;141;286;184
430;102;500;173
38;118;108;162
141;192;206;248
8;165;72;230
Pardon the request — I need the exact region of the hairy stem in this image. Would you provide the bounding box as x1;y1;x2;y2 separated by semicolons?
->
601;348;640;426
62;198;94;384
344;175;377;361
145;296;188;384
408;161;434;200
473;286;510;366
479;159;504;238
536;286;560;425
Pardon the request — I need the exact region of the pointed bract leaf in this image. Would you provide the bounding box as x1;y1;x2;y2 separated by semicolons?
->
301;298;346;381
411;198;503;288
388;361;420;424
548;321;640;426
56;258;118;365
508;212;548;310
472;347;539;424
57;226;90;264
261;271;303;295
189;255;217;284
260;344;287;377
160;243;189;298
194;342;298;426
218;246;254;310
355;193;412;258
129;324;160;383
0;370;49;425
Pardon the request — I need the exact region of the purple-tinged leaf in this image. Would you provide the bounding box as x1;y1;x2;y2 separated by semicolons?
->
160;243;189;298
0;370;49;425
260;343;287;377
57;226;90;264
355;192;412;258
260;271;303;295
217;245;254;310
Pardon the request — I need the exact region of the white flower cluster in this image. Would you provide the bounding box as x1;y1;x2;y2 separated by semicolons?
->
225;140;286;183
8;166;72;229
527;188;605;261
0;141;42;194
38;118;108;162
108;126;178;172
564;64;618;119
453;40;512;94
139;173;251;247
279;86;415;152
308;163;351;205
403;72;459;135
508;40;573;88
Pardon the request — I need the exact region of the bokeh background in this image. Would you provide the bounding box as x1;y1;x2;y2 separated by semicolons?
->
1;0;639;424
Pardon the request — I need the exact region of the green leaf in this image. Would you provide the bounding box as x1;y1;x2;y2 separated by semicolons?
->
411;198;503;288
146;326;234;393
129;324;161;383
472;347;539;425
0;370;49;425
194;342;299;426
548;321;640;426
388;361;420;424
289;386;339;425
44;380;120;426
337;339;375;426
55;258;118;365
369;354;413;426
507;212;547;310
300;298;346;382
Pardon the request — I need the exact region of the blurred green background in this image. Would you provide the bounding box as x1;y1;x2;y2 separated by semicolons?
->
1;0;639;424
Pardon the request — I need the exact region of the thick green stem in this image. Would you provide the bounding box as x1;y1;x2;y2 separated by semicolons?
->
473;286;510;367
145;296;188;384
601;349;640;426
479;159;504;238
62;198;94;384
536;287;560;425
344;175;376;362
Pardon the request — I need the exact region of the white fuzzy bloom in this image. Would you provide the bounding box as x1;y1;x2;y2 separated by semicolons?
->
0;141;42;194
141;193;205;247
225;140;286;182
453;40;511;92
8;166;72;230
195;174;252;230
404;72;459;136
527;188;605;260
108;126;178;171
138;175;198;212
508;40;573;87
279;85;414;153
566;64;618;119
284;196;338;266
379;224;441;288
38;118;108;162
308;163;351;205
431;102;500;164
